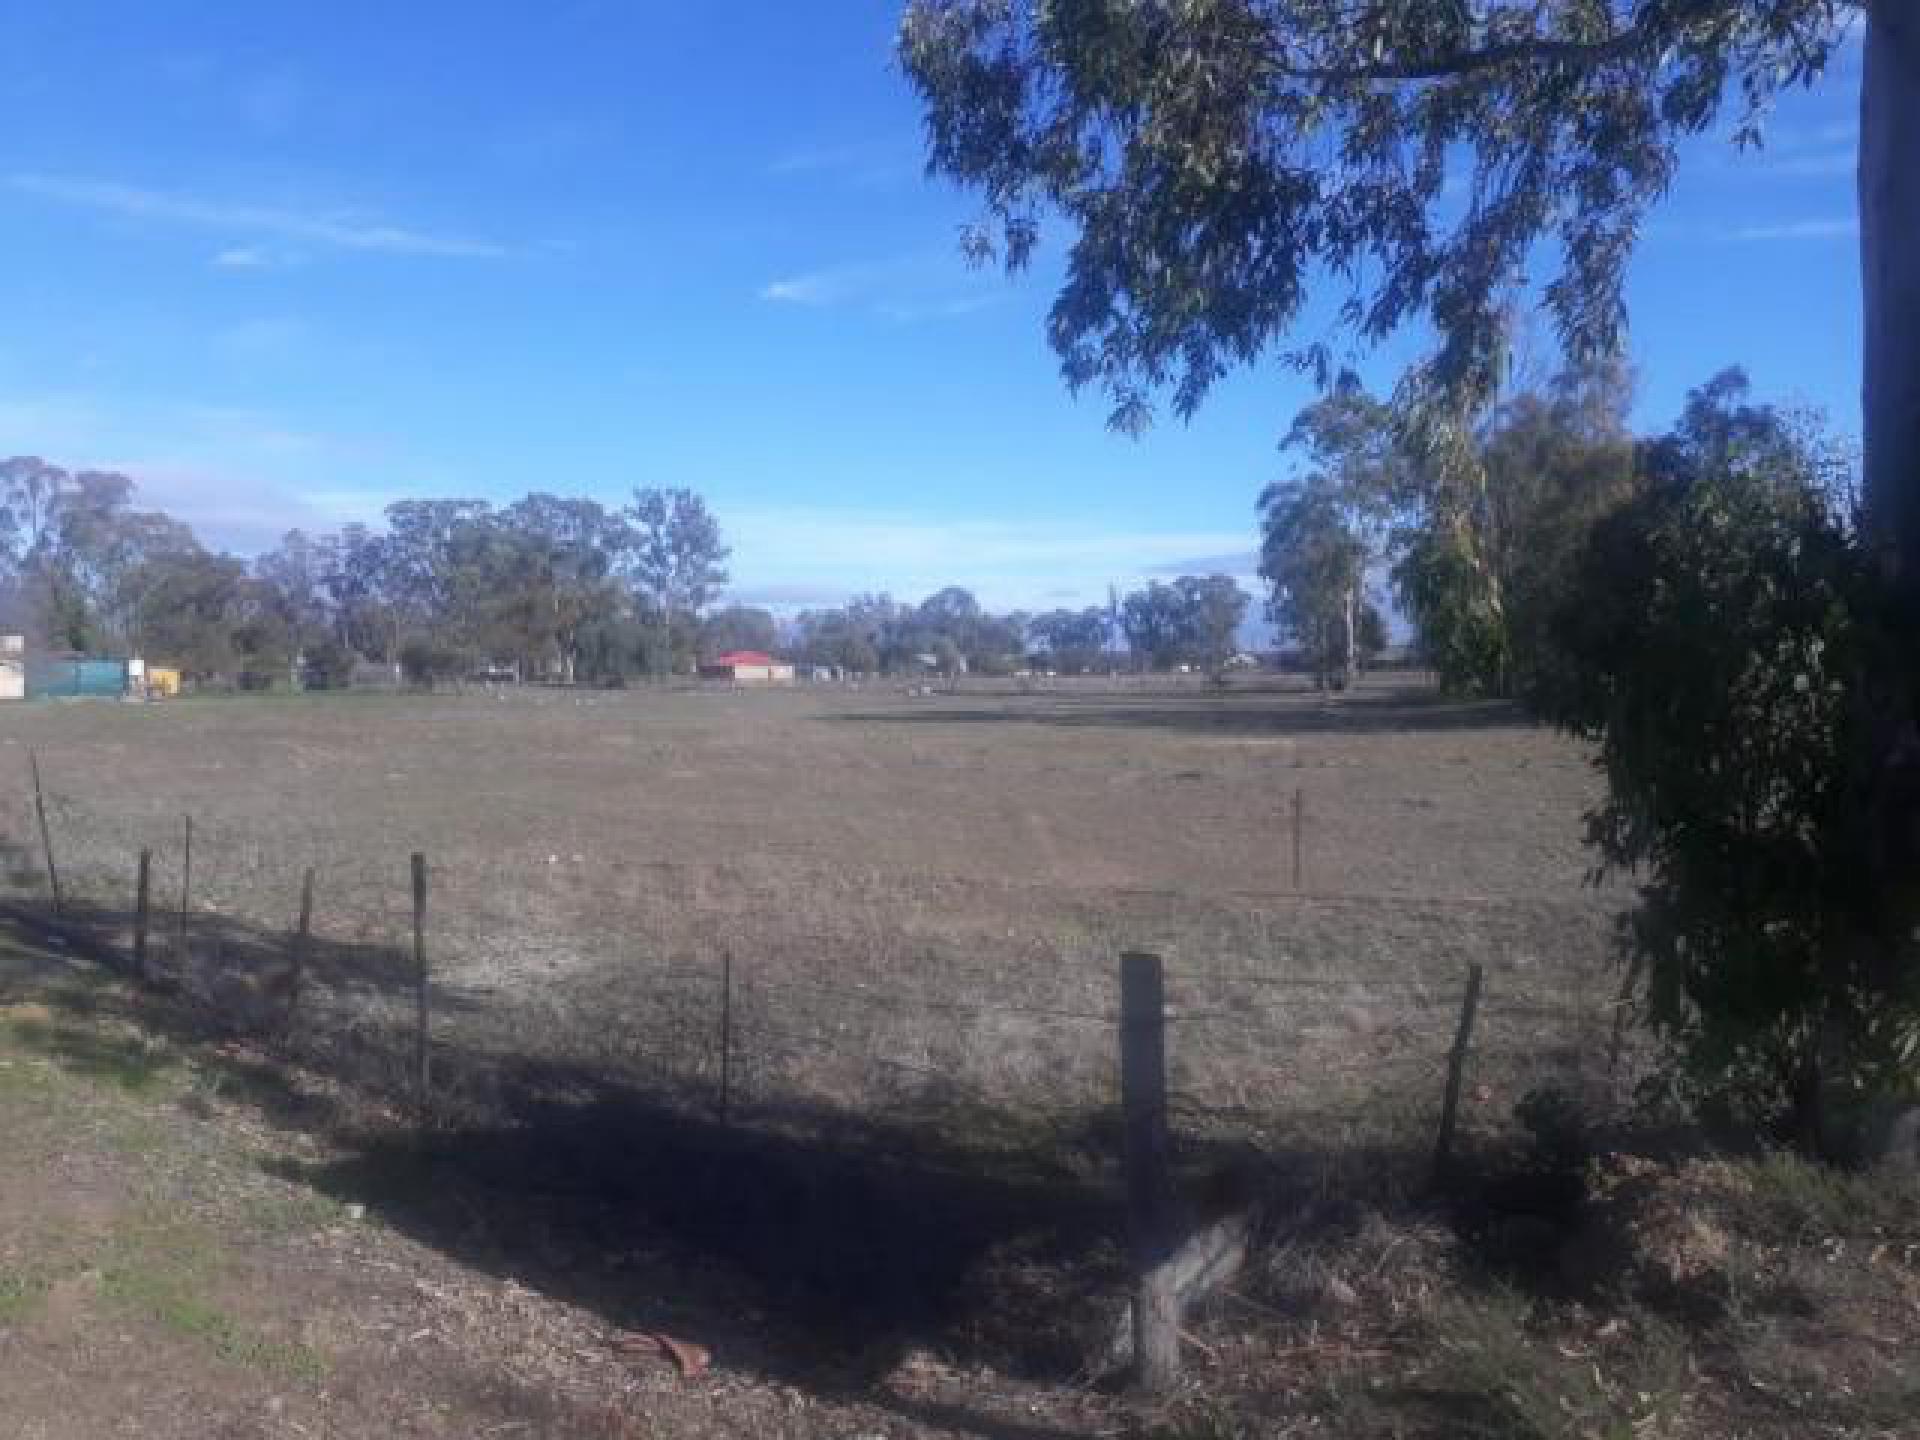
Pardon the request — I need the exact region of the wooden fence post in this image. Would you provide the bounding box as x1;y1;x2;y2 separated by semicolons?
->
133;849;151;982
411;852;429;1118
1121;950;1180;1390
1291;787;1304;892
718;946;734;1124
1433;962;1486;1186
29;750;61;915
284;867;315;1041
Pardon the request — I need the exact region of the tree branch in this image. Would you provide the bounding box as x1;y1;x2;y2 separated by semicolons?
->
1264;1;1733;84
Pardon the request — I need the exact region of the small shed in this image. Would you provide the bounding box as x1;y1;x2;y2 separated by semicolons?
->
699;650;795;684
27;656;129;699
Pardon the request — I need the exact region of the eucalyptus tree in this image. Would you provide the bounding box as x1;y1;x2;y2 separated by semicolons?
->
626;488;730;674
1028;606;1111;671
899;2;1906;569
1263;376;1408;687
1178;573;1251;674
700;604;781;658
1121;574;1249;671
500;495;631;680
1260;475;1370;686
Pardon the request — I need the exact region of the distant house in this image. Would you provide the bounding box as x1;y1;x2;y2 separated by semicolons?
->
699;650;795;684
0;635;23;701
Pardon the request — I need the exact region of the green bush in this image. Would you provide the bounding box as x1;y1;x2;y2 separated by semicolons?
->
1395;524;1509;694
300;639;357;691
398;637;474;689
1544;375;1920;1144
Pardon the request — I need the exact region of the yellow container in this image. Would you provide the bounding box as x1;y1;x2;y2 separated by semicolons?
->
146;666;182;698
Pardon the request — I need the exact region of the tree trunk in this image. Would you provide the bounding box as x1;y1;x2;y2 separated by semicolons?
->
1864;2;1920;589
1341;580;1357;690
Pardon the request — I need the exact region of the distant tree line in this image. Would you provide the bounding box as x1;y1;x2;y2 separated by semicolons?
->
0;467;739;687
792;575;1249;679
0;457;1253;686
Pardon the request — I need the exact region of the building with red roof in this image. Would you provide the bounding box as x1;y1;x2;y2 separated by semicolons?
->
699;650;795;683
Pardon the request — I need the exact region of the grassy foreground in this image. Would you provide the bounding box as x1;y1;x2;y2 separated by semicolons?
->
2;918;1916;1438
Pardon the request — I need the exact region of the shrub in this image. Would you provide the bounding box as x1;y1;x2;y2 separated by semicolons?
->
300;639;357;691
398;637;474;689
1394;524;1509;696
1544;377;1920;1146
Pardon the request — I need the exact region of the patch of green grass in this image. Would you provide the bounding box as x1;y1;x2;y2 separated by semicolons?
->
0;1052;53;1097
5;1015;177;1095
0;1265;53;1323
99;1210;326;1381
238;1184;344;1240
99;1259;325;1379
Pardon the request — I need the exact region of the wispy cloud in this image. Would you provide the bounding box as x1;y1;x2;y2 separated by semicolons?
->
9;172;508;259
758;251;1003;322
1147;549;1260;576
768;138;918;187
1732;217;1858;242
759;273;841;306
0;389;406;550
210;244;304;271
724;504;1254;610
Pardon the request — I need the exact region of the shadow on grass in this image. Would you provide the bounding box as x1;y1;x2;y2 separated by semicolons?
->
0;890;471;1022
0;899;1668;1440
823;681;1532;739
0;912;1218;1416
269;1094;1124;1383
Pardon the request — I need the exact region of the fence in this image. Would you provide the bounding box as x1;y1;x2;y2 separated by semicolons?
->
0;749;1635;1383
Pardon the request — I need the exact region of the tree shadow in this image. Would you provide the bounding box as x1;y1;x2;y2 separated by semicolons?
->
0;890;468;1022
267;1090;1126;1385
11;898;1719;1440
0;901;1455;1434
823;683;1532;739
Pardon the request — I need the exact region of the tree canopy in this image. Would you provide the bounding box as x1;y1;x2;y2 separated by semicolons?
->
0;460;759;687
901;0;1858;428
1120;574;1251;672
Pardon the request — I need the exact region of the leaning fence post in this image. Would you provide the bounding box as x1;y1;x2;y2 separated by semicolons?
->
133;849;151;982
411;852;429;1118
283;867;315;1042
29;750;62;915
1121;950;1180;1390
718;946;734;1124
1433;962;1486;1186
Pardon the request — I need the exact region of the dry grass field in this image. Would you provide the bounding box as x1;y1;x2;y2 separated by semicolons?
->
4;678;1913;1437
0;675;1624;1136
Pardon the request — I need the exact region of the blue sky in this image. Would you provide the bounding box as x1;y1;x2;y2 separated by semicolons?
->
0;2;1865;613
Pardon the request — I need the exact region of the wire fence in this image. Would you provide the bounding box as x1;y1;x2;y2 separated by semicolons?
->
0;763;1636;1164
